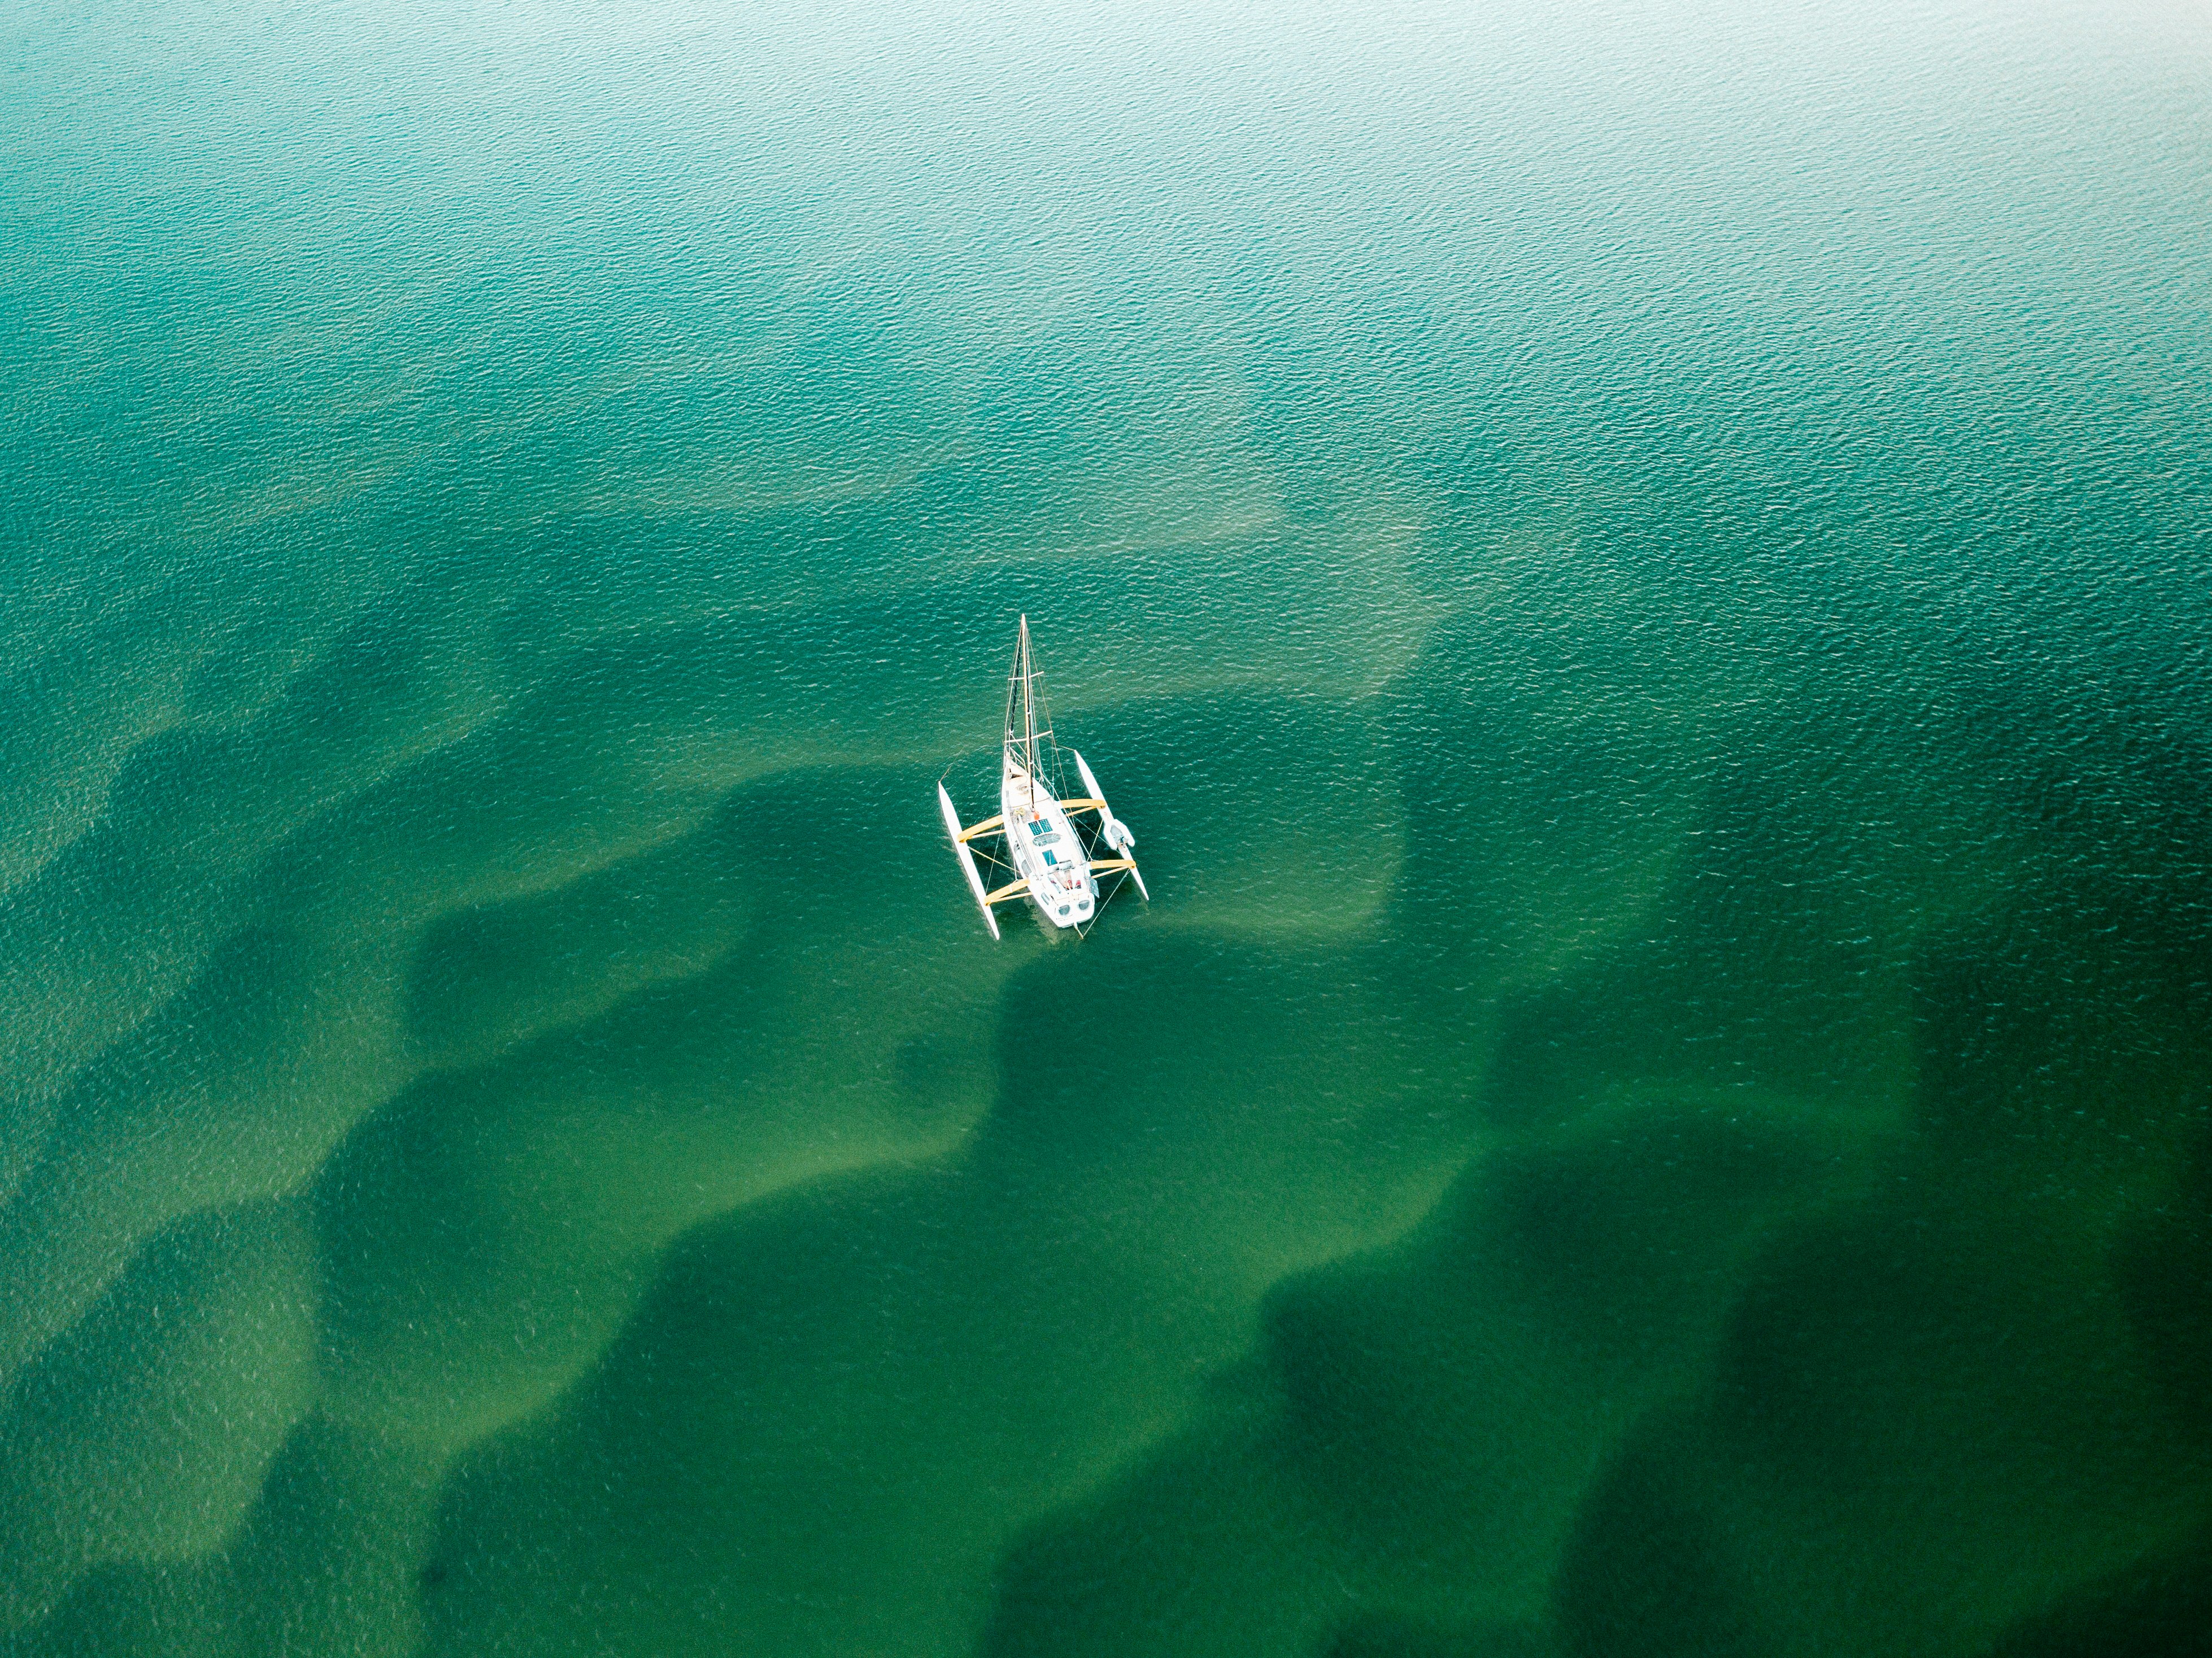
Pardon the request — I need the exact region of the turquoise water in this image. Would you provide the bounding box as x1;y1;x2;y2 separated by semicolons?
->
3;0;2209;1652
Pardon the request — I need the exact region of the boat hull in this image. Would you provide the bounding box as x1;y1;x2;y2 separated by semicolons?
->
1000;758;1095;927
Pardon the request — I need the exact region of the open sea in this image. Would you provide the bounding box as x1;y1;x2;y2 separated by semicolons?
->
2;1;2208;1653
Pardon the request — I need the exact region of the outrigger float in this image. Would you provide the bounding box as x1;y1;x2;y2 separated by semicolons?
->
937;616;1148;939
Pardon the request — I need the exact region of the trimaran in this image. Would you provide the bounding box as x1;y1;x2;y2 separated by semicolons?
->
937;616;1148;938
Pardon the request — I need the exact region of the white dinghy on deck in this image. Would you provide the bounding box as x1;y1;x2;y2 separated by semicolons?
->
937;616;1149;937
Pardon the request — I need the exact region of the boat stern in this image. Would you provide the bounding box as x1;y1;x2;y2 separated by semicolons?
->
1029;871;1096;927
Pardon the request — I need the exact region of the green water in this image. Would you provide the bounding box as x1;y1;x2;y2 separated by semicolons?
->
3;0;2209;1652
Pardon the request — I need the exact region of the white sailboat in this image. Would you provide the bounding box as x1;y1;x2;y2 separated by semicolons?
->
937;616;1148;939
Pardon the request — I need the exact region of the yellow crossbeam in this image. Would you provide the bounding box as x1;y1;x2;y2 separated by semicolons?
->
1057;798;1105;813
984;880;1029;904
1089;859;1135;874
957;814;1004;842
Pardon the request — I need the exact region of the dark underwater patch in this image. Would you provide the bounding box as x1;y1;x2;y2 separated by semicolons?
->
1984;1534;2212;1658
1549;1431;1758;1658
1318;1614;1554;1658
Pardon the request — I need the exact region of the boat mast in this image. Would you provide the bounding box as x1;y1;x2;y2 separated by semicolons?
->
1002;613;1066;812
1021;615;1039;781
1004;616;1039;809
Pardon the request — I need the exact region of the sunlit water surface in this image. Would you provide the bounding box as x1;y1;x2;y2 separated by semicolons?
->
2;1;2208;1653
